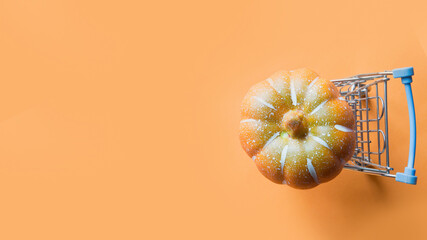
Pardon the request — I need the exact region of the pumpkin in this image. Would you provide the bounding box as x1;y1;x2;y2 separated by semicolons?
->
239;68;356;189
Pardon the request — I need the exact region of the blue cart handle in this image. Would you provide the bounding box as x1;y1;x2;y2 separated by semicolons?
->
393;67;418;185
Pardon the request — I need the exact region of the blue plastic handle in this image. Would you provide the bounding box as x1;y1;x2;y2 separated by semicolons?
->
393;67;417;185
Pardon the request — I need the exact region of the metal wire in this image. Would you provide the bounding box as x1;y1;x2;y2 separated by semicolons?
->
331;71;395;178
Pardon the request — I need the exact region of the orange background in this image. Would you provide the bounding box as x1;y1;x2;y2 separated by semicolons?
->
1;0;427;239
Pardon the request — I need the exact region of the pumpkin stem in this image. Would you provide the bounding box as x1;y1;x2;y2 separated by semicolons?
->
281;110;308;139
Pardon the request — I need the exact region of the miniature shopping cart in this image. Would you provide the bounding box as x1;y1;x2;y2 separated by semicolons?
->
331;67;418;185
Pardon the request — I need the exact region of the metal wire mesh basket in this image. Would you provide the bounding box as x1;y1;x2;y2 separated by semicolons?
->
331;67;418;185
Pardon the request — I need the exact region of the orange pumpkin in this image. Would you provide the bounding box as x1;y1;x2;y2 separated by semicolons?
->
239;68;356;189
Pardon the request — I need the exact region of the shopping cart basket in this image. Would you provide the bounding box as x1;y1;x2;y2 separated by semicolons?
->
331;67;417;185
